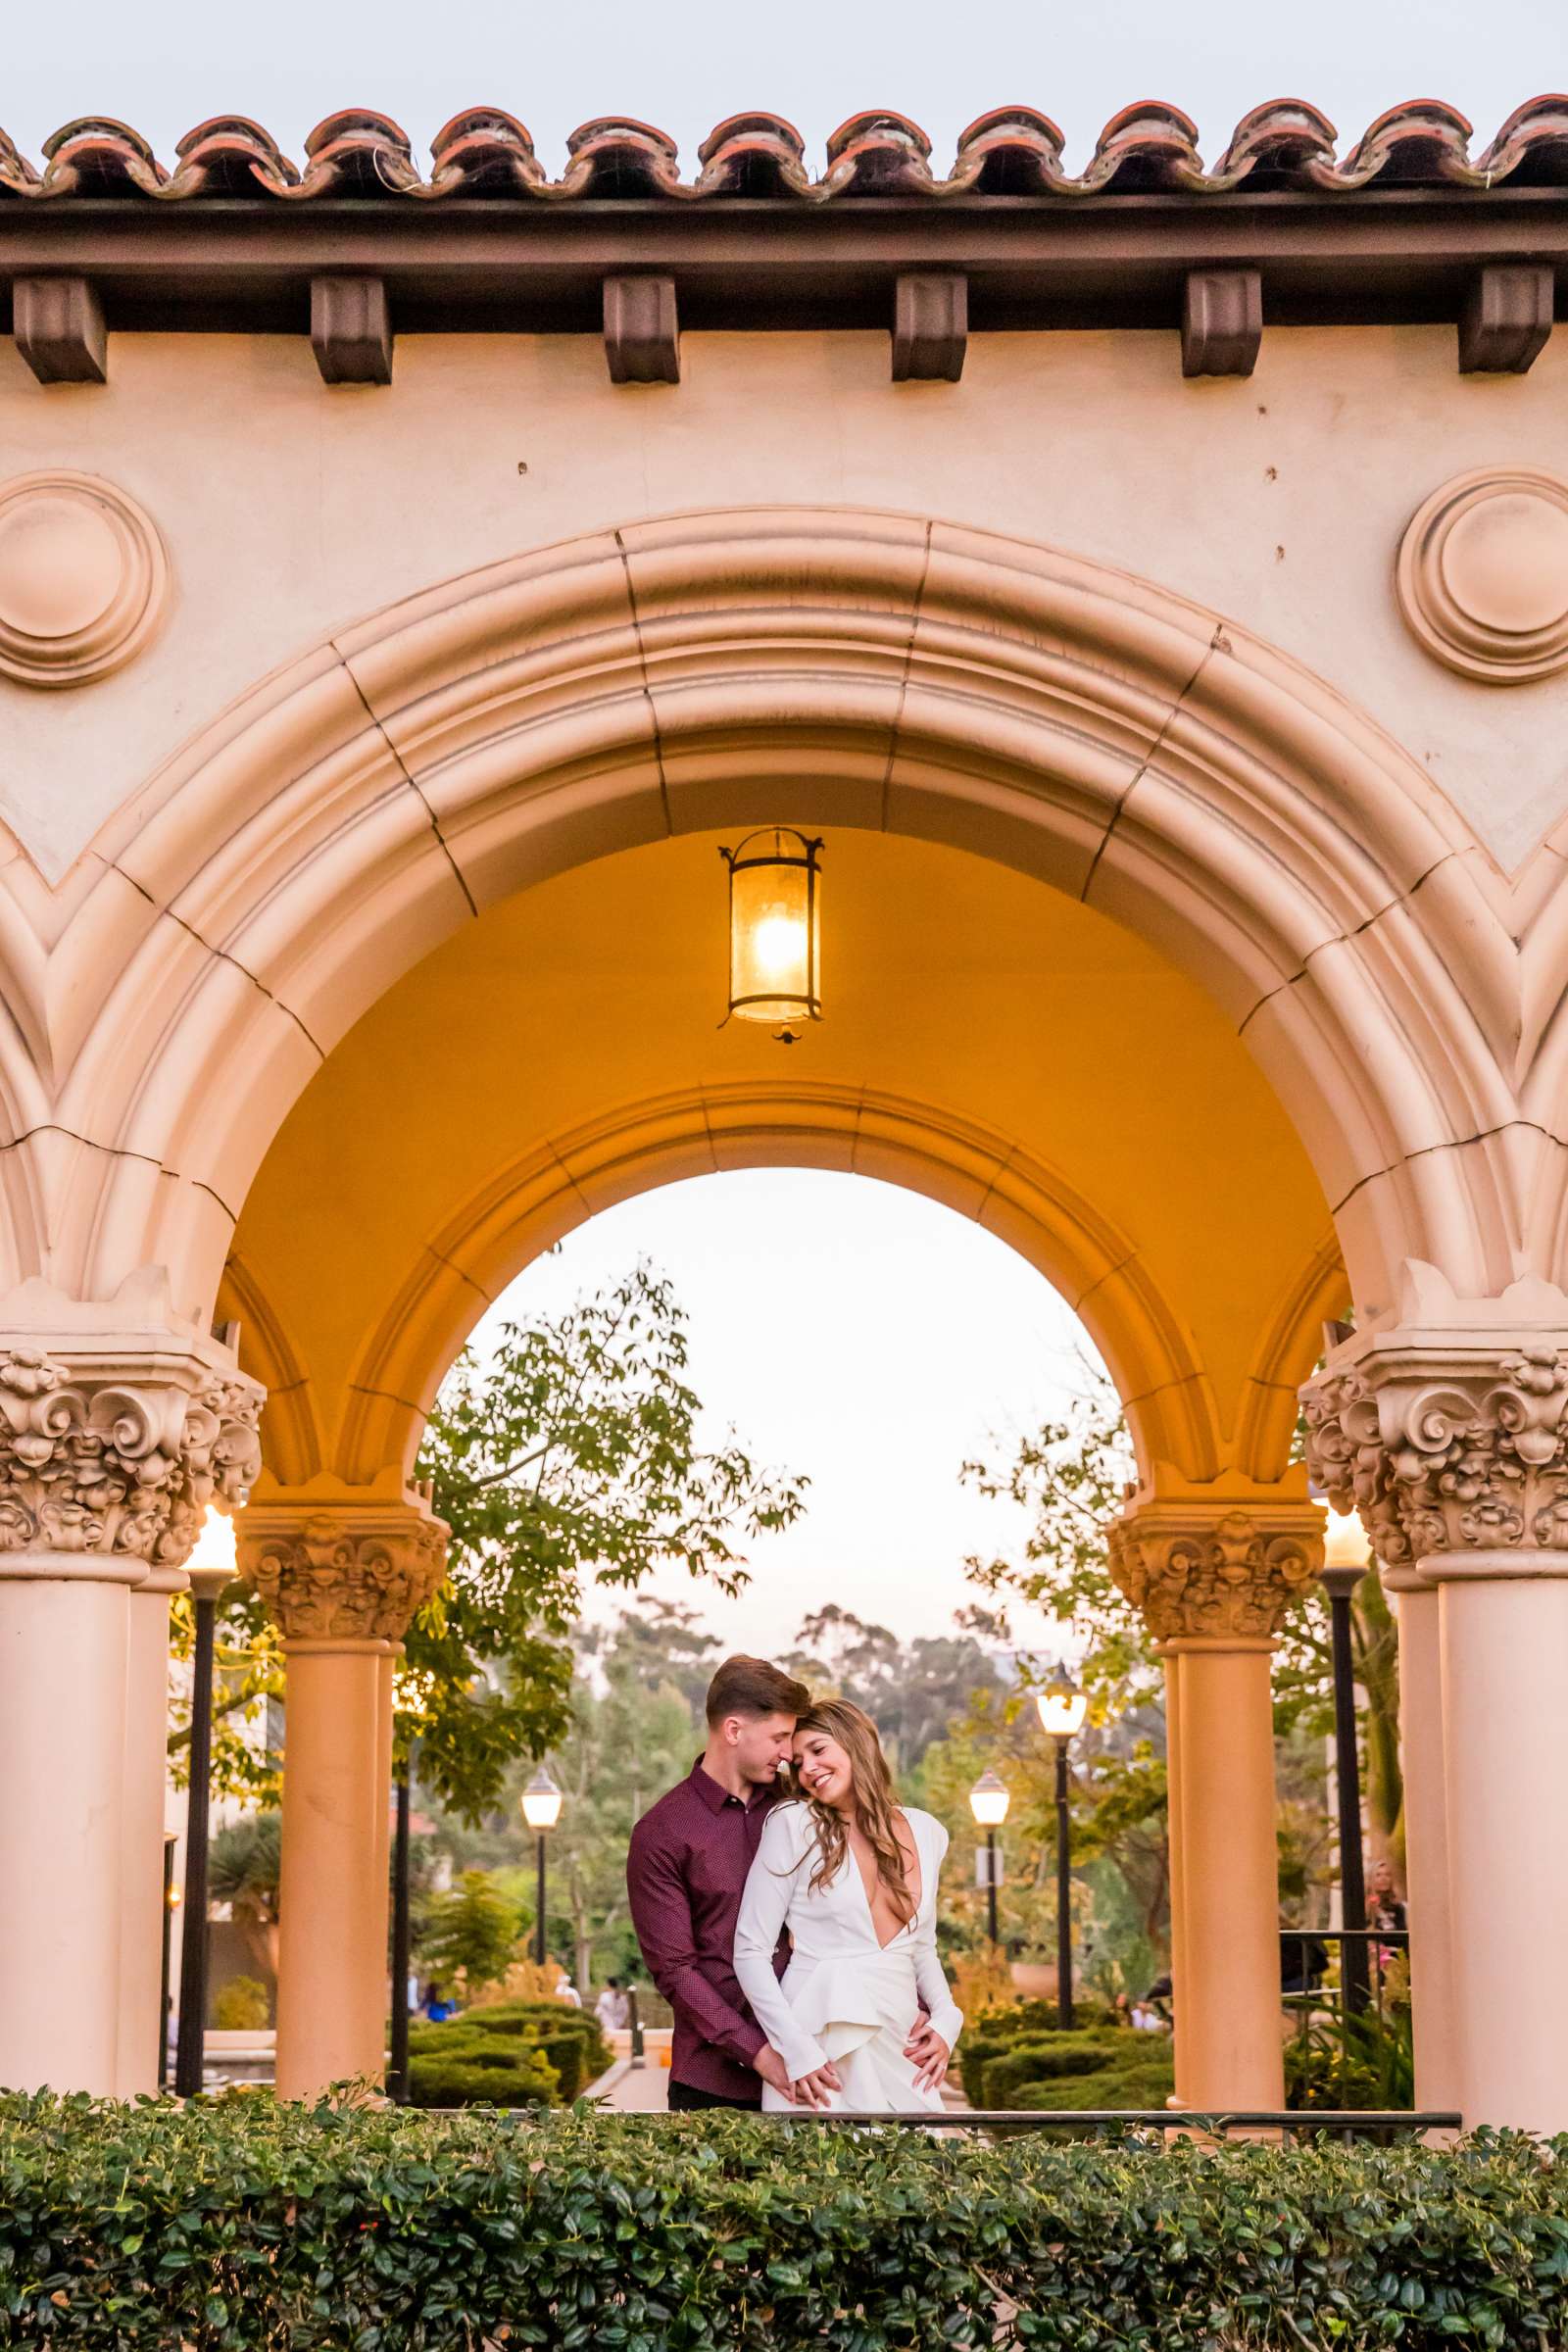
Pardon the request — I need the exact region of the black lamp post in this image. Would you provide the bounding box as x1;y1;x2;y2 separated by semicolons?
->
968;1769;1010;1951
1036;1663;1088;2031
1321;1508;1373;2018
521;1767;564;1969
158;1838;179;2091
174;1551;233;2098
388;1764;413;2104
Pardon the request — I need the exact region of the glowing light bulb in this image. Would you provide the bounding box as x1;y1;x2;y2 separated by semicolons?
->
753;912;807;977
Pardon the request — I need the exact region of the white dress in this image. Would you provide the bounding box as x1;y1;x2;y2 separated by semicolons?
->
732;1801;963;2112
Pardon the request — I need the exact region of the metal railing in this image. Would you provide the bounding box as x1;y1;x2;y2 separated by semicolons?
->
722;2108;1457;2141
1281;1924;1408;2002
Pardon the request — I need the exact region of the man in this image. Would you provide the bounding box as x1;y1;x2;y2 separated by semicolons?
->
628;1653;833;2111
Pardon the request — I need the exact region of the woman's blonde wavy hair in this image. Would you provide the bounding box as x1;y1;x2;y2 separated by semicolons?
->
790;1698;916;1929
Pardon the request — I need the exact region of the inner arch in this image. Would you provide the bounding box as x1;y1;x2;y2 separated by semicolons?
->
219;827;1342;1499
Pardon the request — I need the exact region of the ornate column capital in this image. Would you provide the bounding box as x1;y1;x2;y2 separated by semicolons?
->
1106;1490;1324;1642
0;1271;263;1582
239;1476;449;1642
1300;1262;1568;1584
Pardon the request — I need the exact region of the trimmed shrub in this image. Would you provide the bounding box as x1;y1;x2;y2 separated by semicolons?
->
405;2047;558;2111
974;1994;1116;2038
211;1977;270;2032
406;1996;610;2107
972;2029;1173;2112
1;2094;1565;2349
981;2034;1130;2109
462;1998;612;2083
1012;2051;1176;2112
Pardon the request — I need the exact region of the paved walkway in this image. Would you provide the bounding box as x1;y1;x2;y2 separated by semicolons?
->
595;2058;671;2110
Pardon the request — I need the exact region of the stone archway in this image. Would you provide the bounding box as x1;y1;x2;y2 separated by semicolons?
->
2;505;1555;2122
24;505;1530;1330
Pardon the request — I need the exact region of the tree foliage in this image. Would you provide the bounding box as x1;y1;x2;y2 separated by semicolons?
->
545;1626;701;1987
167;1592;284;1808
778;1603;1003;1772
953;1357;1405;1966
403;1263;808;1821
207;1811;282;1983
419;1870;521;1992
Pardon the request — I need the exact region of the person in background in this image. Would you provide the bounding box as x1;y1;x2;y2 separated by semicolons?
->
554;1962;582;2007
421;1981;457;2023
1368;1857;1407;1979
596;1977;630;2034
1368;1858;1407;1932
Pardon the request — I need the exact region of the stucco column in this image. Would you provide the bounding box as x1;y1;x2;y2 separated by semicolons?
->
0;1275;263;2096
1159;1649;1190;2105
1382;1563;1459;2116
240;1480;447;2101
1433;1562;1568;2132
1109;1489;1324;2112
1303;1265;1568;2132
117;1563;189;2095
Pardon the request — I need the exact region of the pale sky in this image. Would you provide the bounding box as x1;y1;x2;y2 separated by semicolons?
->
467;1171;1089;1660
2;0;1560;171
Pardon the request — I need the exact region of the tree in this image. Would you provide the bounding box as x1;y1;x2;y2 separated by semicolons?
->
577;1594;720;1715
403;1262;808;1821
419;1870;520;1992
779;1604;1003;1773
167;1592;284;1807
959;1358;1404;1913
207;1810;282;1981
548;1647;699;1988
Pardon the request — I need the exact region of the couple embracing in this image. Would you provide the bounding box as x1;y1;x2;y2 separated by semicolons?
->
626;1656;962;2113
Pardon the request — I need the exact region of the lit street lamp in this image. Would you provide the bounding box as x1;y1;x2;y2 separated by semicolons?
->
158;1844;179;2092
968;1769;1010;1951
521;1767;564;1969
175;1514;237;2098
1321;1505;1373;2017
1036;1663;1088;2031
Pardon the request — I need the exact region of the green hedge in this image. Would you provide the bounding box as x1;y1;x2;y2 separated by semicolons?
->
407;1998;612;2108
961;2009;1174;2112
2;2095;1566;2349
980;2033;1173;2112
405;2049;559;2110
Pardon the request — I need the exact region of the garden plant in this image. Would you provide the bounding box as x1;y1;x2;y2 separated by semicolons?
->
1;2095;1564;2349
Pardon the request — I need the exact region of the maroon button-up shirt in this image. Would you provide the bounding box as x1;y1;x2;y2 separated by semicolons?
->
626;1758;786;2101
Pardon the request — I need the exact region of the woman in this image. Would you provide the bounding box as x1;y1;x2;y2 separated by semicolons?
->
732;1698;962;2111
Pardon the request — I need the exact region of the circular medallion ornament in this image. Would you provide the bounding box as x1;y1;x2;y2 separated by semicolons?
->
0;471;168;688
1396;468;1568;685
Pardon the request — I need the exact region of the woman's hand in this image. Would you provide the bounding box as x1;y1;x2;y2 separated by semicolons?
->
791;2060;843;2109
904;2018;951;2093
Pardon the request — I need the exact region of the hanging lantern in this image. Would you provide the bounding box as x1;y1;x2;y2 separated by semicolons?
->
719;829;822;1040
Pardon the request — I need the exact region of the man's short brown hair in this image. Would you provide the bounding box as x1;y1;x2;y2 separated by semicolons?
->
705;1654;810;1727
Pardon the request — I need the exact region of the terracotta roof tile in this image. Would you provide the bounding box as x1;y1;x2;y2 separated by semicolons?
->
695;112;810;201
1;97;1567;202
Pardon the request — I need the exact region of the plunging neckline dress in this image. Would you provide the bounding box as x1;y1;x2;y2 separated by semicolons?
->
732;1801;963;2112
